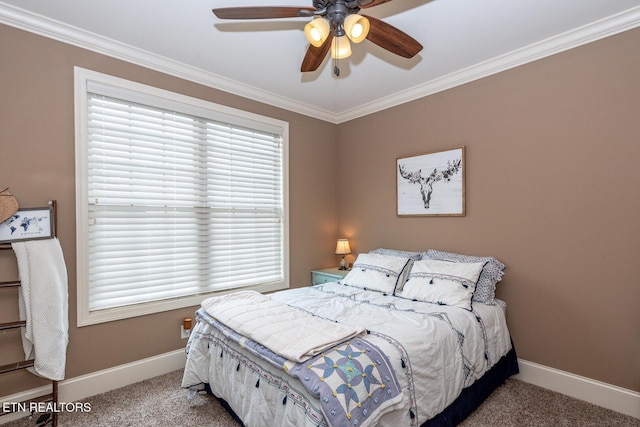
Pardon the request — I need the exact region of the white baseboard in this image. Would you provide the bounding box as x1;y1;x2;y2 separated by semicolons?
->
58;349;186;403
514;358;640;419
3;352;638;424
1;349;185;424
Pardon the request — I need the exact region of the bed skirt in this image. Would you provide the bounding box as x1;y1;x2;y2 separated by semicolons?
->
206;340;519;427
421;340;519;426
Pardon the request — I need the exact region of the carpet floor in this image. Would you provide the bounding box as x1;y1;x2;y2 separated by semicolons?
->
3;369;638;426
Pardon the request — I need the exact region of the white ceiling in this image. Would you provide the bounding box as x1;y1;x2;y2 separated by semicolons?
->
1;0;639;123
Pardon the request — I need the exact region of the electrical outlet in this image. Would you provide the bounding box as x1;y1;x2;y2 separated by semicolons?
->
181;326;191;339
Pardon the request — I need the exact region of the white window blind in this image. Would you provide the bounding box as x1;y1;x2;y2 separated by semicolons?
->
77;70;288;321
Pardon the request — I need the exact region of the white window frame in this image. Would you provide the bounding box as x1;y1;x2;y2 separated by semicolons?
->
74;67;289;326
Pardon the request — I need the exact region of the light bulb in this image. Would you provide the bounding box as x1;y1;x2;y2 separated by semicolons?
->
310;28;322;43
351;23;364;39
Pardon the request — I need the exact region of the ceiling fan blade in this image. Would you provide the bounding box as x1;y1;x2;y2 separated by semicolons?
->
212;6;316;20
358;0;394;9
362;14;423;58
301;33;334;72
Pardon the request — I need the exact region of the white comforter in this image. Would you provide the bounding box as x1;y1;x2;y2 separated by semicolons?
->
182;282;512;427
201;290;365;362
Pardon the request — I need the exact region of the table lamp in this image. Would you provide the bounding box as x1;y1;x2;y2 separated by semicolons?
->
335;239;351;270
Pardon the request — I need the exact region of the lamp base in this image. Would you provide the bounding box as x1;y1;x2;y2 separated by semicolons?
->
339;256;347;270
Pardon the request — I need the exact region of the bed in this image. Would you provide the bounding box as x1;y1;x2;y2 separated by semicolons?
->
182;248;519;427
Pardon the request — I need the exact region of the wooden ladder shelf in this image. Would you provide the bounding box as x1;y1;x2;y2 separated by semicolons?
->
1;200;59;426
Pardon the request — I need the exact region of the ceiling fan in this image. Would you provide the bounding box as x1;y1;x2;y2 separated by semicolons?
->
212;0;423;76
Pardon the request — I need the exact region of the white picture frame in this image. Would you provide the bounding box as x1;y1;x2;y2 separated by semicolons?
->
397;147;465;216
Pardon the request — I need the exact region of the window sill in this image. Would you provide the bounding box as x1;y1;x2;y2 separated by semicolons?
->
77;280;289;327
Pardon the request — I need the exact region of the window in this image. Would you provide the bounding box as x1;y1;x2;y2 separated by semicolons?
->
75;68;289;326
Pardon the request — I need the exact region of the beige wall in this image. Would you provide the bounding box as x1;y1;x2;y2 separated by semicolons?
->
337;27;640;392
0;24;338;395
1;21;638;397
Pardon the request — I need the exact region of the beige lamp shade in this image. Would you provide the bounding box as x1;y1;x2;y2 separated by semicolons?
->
304;18;330;48
344;14;370;44
335;239;351;255
331;35;352;59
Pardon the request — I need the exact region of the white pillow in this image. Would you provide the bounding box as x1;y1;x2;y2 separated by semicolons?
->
425;249;505;304
369;248;423;293
341;253;410;294
399;259;485;310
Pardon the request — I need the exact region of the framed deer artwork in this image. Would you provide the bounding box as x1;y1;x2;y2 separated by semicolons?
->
397;147;465;216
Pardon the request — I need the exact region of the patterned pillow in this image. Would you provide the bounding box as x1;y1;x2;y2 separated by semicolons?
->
370;248;423;293
425;249;505;304
341;253;410;294
370;248;423;259
399;259;485;310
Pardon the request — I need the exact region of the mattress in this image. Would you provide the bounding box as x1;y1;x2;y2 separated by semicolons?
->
182;282;517;427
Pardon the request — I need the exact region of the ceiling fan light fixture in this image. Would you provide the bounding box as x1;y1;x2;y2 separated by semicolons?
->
331;35;352;59
304;17;330;47
344;14;369;43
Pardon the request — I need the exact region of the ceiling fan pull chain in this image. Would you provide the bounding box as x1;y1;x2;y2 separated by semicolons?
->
333;36;341;77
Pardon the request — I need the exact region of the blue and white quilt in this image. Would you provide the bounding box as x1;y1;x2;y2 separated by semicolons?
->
197;291;403;427
288;338;402;426
183;282;512;427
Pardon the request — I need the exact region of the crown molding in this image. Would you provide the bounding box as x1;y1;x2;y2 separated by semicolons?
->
0;2;338;123
2;3;639;125
336;5;640;123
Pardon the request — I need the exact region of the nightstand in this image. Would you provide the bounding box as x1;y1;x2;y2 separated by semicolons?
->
311;268;349;285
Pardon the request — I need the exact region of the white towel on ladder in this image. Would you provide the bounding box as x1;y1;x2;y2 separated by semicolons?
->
12;238;69;381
